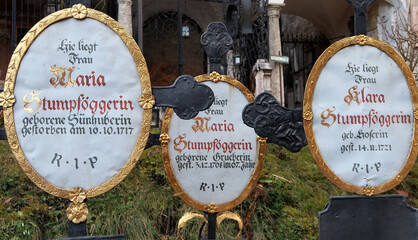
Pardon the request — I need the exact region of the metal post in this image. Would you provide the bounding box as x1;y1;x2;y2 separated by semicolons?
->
11;0;16;53
69;0;91;7
137;0;143;50
177;0;183;75
346;0;376;35
206;212;217;240
68;221;87;237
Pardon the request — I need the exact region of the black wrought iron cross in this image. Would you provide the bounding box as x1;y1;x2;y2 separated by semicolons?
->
200;21;307;152
201;22;233;73
346;0;376;35
242;92;307;153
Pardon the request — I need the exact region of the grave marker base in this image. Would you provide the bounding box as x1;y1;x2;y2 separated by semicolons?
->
200;238;245;240
50;221;126;240
319;194;417;240
53;235;125;240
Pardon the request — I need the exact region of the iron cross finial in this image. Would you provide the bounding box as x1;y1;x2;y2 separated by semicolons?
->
346;0;376;35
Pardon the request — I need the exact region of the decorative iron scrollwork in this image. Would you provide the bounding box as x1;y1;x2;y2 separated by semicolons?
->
242;92;307;152
201;22;233;73
152;75;214;120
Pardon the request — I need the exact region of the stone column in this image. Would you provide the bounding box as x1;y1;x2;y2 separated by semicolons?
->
118;0;133;36
253;59;272;96
226;50;235;78
411;3;418;82
268;0;285;105
137;0;143;50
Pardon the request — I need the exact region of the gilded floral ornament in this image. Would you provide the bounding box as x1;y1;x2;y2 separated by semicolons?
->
204;202;217;213
209;72;222;82
69;187;87;203
138;95;155;110
362;186;375;196
356;35;368;45
159;134;170;144
71;4;87;19
414;110;418;120
257;136;268;143
66;202;89;224
396;174;402;181
67;187;88;223
0;90;15;108
303;109;313;121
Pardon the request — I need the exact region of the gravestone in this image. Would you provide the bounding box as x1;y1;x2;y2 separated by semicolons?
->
305;2;417;238
1;4;214;239
161;22;255;240
303;35;418;239
2;4;152;238
162;73;262;240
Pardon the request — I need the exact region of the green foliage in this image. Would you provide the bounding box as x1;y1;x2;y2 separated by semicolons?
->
0;140;416;239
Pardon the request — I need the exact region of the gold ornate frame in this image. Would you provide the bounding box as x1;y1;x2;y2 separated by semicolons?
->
303;35;418;196
161;72;267;212
1;5;153;201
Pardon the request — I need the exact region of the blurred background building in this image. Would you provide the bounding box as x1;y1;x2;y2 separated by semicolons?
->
0;0;417;108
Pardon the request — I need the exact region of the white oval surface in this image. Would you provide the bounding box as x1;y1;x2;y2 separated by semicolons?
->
304;36;417;195
162;75;265;211
9;15;150;194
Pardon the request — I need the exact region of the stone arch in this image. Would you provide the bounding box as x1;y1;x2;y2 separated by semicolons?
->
281;0;354;40
142;0;222;32
139;0;224;86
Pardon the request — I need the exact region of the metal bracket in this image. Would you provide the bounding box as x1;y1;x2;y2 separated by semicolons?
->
152;75;214;120
242;92;307;152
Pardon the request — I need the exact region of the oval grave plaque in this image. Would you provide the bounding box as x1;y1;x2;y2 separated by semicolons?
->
3;5;152;206
161;73;266;212
303;35;418;195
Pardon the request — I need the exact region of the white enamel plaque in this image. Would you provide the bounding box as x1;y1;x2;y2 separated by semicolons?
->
304;36;418;195
162;74;266;212
4;7;152;199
